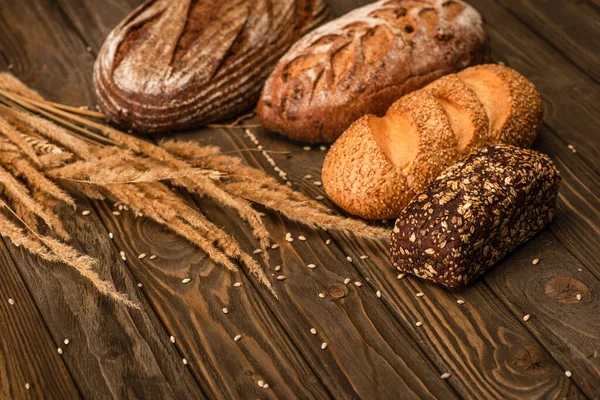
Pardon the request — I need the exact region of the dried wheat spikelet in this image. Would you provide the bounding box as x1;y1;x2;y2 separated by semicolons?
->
0;73;389;307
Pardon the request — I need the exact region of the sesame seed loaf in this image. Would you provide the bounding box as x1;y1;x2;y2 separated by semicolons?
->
257;0;489;143
391;145;561;288
322;64;543;219
93;0;329;132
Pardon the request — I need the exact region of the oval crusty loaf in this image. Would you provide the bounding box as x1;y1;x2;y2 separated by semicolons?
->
257;0;489;143
322;64;543;219
93;0;329;132
391;145;561;287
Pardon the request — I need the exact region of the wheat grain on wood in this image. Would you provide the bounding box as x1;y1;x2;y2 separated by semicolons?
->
0;73;389;306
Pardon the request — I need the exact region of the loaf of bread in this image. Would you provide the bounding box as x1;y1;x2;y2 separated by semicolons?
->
322;64;543;219
93;0;329;132
257;0;489;143
390;145;561;287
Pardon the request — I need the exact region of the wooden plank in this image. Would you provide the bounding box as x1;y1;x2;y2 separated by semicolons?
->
484;231;600;398
536;127;600;281
91;200;332;399
0;239;81;399
466;0;600;173
213;122;585;399
0;1;205;398
494;0;600;82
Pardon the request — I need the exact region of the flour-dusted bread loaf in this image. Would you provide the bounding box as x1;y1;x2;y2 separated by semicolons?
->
390;146;561;287
257;0;489;143
322;64;543;219
93;0;329;132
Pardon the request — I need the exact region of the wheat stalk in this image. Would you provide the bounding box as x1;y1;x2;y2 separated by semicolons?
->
0;73;389;307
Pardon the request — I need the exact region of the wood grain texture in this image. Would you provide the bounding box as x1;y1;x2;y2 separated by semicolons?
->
0;239;81;399
0;1;204;398
213;122;585;399
466;0;600;173
494;0;600;82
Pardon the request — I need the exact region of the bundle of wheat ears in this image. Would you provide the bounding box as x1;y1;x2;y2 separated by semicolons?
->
0;73;388;307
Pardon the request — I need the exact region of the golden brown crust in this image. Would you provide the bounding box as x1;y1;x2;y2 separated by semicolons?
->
258;0;489;143
93;0;330;133
322;64;543;220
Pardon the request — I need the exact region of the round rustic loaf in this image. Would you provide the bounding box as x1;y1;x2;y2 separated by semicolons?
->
93;0;329;132
257;0;489;143
322;64;543;220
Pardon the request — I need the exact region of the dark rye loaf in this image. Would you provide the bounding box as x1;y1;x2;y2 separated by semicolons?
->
258;0;489;143
391;146;561;288
93;0;329;132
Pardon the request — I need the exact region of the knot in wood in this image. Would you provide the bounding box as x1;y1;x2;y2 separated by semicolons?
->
545;277;590;304
508;344;550;373
327;284;348;300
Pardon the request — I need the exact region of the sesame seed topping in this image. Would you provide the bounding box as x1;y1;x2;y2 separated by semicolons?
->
222;308;229;314
170;336;175;343
440;372;451;380
415;321;423;327
307;264;317;269
321;342;328;350
523;314;531;322
182;278;191;284
532;258;540;265
310;328;317;335
424;248;435;255
234;335;242;342
456;299;465;305
565;370;572;378
81;210;91;216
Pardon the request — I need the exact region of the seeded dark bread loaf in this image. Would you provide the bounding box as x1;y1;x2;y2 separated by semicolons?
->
257;0;489;143
391;146;561;287
93;0;329;132
322;64;543;219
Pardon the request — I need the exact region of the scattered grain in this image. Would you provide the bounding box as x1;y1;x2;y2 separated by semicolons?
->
298;236;306;241
234;334;242;342
149;255;157;260
307;264;317;269
310;328;317;335
271;244;280;250
25;383;30;390
276;275;286;281
137;282;143;288
440;372;451;380
182;358;188;365
397;273;406;280
325;239;331;245
257;380;265;388
532;258;540;265
233;282;242;287
313;181;322;186
222;307;229;314
263;383;269;389
274;265;281;272
565;370;572;378
523;314;531;322
64;339;69;345
318;293;325;299
376;290;382;298
456;299;465;305
354;281;362;287
360;255;369;260
319;146;327;151
182;278;192;284
253;249;262;255
416;292;425;298
343;278;351;284
138;253;147;259
321;342;328;350
81;210;91;216
315;195;325;200
57;348;63;355
304;174;313;179
303;146;311;151
415;321;423;327
109;232;114;239
170;336;175;343
576;294;582;301
346;256;353;263
8;298;15;306
112;211;121;216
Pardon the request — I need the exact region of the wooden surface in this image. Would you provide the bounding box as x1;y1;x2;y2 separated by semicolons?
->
0;0;598;398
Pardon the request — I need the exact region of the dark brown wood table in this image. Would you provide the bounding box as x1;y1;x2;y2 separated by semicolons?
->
1;0;599;398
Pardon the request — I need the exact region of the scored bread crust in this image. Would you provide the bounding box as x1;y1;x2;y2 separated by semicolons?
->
322;64;543;220
258;0;489;143
93;0;330;132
